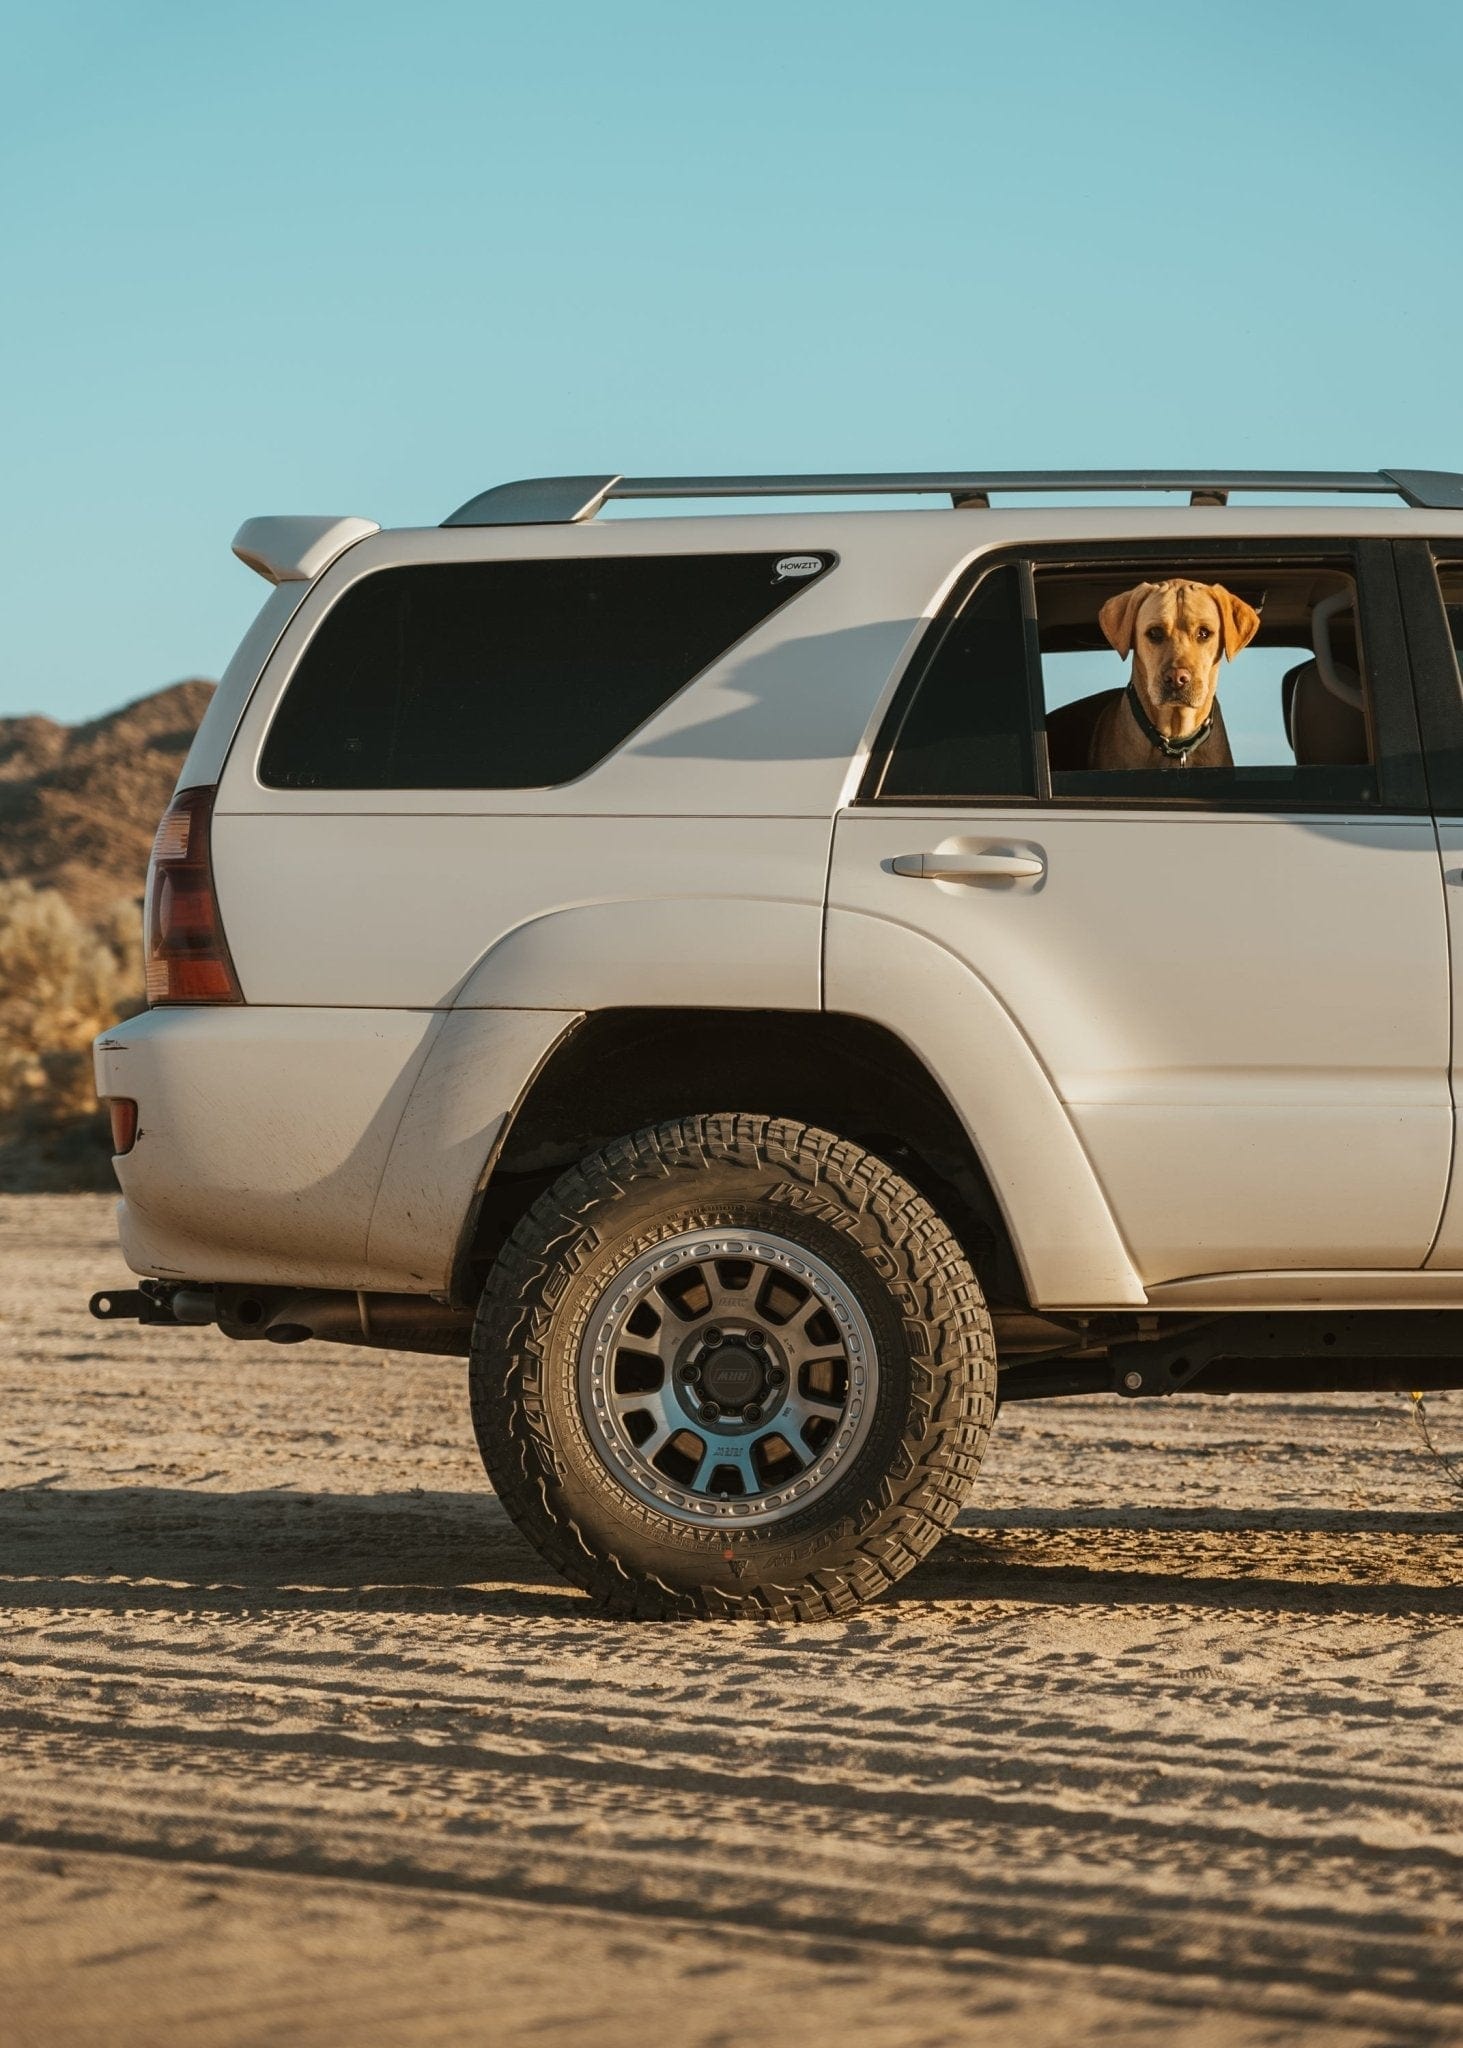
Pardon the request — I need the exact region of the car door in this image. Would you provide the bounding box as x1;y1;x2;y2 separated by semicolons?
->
826;539;1453;1300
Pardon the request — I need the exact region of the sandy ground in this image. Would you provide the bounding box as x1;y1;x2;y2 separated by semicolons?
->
1;1195;1461;2048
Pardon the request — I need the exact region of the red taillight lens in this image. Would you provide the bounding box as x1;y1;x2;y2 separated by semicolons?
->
144;786;242;1004
105;1098;138;1154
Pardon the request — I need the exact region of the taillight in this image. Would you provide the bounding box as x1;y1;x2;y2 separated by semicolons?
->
105;1098;138;1154
144;786;242;1004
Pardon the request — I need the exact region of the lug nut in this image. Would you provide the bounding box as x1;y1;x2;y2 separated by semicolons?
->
767;1360;786;1380
702;1327;724;1348
677;1362;698;1383
699;1402;720;1424
742;1403;762;1423
744;1328;765;1347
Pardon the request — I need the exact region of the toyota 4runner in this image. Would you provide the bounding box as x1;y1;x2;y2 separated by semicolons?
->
90;466;1463;1618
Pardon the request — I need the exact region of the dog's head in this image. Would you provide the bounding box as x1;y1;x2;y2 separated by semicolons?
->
1098;580;1261;731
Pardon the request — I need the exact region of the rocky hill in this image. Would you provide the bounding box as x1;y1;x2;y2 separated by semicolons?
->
0;681;214;922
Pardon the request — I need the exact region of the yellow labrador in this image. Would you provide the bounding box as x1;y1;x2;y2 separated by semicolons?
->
1090;579;1261;769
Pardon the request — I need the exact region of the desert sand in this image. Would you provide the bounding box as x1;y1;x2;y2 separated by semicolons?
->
2;1193;1460;2046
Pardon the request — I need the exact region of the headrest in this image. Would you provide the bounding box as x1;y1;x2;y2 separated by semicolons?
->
1282;660;1368;767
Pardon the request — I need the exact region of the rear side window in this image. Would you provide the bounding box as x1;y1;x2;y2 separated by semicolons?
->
259;552;833;790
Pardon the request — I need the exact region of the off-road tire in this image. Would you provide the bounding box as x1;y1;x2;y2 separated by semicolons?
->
469;1114;997;1620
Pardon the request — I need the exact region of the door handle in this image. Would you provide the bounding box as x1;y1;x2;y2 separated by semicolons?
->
891;851;1045;881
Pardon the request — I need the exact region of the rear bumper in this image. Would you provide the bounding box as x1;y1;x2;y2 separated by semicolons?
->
93;1004;573;1292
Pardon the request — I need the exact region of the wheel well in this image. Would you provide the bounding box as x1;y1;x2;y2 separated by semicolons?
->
456;1008;1026;1308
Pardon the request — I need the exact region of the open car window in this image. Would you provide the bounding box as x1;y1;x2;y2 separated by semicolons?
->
870;545;1425;811
1037;561;1380;806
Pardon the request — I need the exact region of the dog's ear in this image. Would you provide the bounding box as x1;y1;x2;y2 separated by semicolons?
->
1098;584;1159;659
1209;584;1262;661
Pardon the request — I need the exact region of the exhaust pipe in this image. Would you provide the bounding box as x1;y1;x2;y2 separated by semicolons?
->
89;1279;473;1356
244;1291;473;1356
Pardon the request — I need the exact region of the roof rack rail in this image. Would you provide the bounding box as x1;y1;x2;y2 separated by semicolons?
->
442;467;1463;527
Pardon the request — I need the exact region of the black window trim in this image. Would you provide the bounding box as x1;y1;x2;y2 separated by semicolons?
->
257;547;839;795
1394;538;1463;818
858;536;1428;816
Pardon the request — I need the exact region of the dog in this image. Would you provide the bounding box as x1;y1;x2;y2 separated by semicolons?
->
1088;580;1260;770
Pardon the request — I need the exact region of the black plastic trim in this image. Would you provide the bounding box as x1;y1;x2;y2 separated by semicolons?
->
1394;539;1463;816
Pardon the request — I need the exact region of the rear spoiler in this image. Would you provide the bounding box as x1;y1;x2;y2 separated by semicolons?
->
232;514;379;584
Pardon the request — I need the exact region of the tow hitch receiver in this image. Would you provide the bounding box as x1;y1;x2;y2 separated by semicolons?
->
89;1282;215;1326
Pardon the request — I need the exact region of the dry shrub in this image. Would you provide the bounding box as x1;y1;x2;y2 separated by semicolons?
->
0;880;142;1188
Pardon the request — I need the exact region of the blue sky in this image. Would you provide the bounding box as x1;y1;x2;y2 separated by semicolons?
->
5;0;1462;722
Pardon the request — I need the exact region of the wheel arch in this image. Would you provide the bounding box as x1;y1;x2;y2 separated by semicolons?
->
453;1007;1029;1309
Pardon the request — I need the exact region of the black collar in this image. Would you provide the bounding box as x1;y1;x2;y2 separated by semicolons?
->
1124;682;1213;765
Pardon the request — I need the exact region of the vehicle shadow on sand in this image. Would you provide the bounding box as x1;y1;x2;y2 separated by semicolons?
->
1;1484;1459;1623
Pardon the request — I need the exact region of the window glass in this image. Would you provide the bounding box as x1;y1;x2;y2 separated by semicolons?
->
260;552;832;790
1038;563;1378;804
876;564;1035;800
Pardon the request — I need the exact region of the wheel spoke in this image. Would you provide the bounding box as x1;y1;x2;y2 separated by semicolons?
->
806;1387;845;1411
651;1276;703;1326
693;1435;767;1497
636;1421;674;1463
653;1260;763;1329
610;1293;679;1364
609;1381;677;1459
702;1277;758;1322
779;1294;843;1366
779;1383;844;1431
641;1317;681;1365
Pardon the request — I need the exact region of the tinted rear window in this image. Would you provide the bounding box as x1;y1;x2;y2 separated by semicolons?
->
259;552;833;790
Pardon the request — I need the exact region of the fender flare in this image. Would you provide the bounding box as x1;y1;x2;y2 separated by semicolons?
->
452;896;823;1011
365;1007;579;1290
824;907;1144;1307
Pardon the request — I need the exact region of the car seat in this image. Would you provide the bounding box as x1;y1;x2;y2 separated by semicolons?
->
1045;688;1121;771
1282;661;1368;765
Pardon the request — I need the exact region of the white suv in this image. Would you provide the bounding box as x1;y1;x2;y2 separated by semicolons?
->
91;467;1463;1618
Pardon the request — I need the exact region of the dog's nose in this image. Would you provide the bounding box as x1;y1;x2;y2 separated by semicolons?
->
1167;667;1192;687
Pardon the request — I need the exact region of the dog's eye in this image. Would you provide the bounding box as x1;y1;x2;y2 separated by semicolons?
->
1195;626;1212;641
1145;626;1166;643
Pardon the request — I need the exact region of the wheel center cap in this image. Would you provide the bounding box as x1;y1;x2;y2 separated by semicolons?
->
701;1346;761;1406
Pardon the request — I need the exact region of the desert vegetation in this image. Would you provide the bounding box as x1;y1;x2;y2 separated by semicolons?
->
0;677;209;1188
0;880;143;1188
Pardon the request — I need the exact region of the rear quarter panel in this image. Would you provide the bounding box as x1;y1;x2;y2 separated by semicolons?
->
207;515;962;1010
96;1005;574;1292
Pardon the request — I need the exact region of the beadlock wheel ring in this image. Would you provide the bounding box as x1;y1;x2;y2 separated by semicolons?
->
577;1228;880;1525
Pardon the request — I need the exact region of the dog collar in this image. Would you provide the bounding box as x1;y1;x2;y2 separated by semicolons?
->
1124;682;1213;764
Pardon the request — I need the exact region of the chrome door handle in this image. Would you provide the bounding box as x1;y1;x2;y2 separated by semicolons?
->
891;851;1045;881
